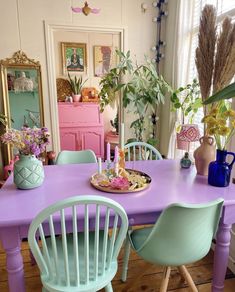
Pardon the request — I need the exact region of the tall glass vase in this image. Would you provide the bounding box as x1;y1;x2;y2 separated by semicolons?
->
14;154;44;189
208;149;235;187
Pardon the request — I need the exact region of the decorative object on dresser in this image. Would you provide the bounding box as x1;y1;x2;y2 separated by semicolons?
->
81;87;99;102
68;73;87;102
58;102;104;158
56;78;72;101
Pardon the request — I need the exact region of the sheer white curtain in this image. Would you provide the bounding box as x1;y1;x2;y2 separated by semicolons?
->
159;0;195;158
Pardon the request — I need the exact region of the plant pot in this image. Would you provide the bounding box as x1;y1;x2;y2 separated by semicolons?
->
208;149;235;187
193;136;216;176
14;155;44;189
176;134;189;151
72;94;81;102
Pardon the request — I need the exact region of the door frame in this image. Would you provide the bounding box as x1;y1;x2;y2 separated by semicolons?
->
44;22;127;154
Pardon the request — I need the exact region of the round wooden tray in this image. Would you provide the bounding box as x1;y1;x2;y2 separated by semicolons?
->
90;169;151;194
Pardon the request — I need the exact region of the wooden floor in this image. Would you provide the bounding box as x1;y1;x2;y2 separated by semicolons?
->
0;241;235;292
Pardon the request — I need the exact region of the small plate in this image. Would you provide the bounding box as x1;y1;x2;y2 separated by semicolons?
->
90;168;151;194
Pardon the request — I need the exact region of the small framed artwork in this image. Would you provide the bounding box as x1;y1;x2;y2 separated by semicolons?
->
61;42;87;75
93;46;114;77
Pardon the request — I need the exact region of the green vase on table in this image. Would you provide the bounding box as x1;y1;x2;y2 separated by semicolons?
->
14;154;44;189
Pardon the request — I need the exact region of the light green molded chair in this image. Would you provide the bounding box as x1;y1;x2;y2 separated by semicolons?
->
124;142;162;161
56;150;97;165
122;198;224;292
28;195;128;292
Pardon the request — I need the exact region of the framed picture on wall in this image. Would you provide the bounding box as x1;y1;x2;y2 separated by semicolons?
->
93;46;114;77
61;42;87;75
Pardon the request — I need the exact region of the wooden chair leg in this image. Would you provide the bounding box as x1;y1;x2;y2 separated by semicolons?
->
177;266;186;282
105;282;113;292
160;266;171;292
178;265;198;292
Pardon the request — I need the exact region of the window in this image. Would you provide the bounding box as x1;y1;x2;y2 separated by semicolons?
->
187;0;235;134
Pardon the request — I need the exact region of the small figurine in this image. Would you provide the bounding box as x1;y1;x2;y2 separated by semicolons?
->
65;96;73;103
180;152;192;169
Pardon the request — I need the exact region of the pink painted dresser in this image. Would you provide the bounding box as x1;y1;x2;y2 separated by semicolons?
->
58;102;104;158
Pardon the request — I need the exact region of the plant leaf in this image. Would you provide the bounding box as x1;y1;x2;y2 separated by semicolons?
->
203;82;235;104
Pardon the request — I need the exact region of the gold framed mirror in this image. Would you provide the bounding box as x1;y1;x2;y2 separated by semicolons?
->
0;50;44;165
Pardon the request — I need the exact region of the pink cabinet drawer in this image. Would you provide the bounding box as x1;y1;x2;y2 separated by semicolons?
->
58;103;103;126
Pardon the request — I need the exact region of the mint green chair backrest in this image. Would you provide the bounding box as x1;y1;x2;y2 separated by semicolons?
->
134;198;223;266
124;142;162;161
56;150;97;165
28;195;128;291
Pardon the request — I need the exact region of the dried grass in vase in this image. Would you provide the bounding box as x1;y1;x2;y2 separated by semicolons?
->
213;18;235;93
195;4;217;115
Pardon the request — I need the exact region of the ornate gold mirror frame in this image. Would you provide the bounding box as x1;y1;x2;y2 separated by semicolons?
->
0;50;44;165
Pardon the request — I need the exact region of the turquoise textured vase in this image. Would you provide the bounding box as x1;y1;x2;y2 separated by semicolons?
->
14;155;44;189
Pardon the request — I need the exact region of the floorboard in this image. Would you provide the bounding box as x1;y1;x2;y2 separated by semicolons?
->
0;241;234;291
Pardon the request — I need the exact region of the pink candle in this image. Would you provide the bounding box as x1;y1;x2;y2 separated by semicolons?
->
106;142;110;162
114;146;119;163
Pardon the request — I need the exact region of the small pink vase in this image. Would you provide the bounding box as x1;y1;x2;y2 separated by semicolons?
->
72;94;81;102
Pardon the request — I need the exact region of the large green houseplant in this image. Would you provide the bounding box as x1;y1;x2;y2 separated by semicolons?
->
99;50;172;143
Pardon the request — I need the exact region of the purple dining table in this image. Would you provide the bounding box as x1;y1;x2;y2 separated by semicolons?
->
0;159;235;292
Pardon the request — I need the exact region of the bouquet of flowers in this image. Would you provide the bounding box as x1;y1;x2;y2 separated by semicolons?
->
1;127;50;156
202;108;235;150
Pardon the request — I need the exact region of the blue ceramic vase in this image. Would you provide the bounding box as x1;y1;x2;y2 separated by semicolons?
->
208;149;235;187
14;155;44;189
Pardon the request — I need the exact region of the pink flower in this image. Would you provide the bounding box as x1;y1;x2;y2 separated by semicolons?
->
110;177;129;190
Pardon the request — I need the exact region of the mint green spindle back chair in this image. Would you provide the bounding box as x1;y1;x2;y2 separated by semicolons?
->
124;142;162;161
56;150;97;165
28;195;128;292
122;198;223;291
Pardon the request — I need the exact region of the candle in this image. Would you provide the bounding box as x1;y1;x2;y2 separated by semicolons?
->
114;146;119;163
98;157;102;174
120;123;125;150
106;142;110;162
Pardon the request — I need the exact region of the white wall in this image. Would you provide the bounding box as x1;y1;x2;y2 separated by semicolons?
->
0;0;157;153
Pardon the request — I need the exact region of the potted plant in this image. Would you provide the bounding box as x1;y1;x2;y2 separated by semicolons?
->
1;127;50;189
170;79;202;150
99;50;171;143
68;73;87;102
123;58;172;142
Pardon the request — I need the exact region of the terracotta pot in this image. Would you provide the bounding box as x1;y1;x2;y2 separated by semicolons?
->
193;136;216;176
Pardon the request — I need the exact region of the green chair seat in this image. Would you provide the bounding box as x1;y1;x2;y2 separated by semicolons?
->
42;232;117;291
122;199;224;291
128;227;152;251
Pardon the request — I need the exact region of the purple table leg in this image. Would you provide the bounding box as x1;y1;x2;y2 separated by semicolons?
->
212;221;231;292
0;227;25;292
